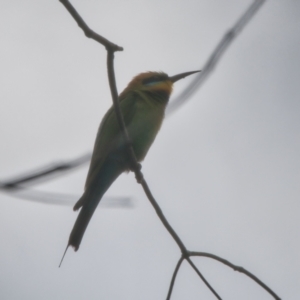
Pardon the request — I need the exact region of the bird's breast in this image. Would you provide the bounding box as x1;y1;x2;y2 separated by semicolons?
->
128;96;165;162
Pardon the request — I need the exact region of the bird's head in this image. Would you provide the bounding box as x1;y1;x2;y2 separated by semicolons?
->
119;70;199;100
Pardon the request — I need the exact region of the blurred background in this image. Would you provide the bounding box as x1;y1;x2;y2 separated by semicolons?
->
0;0;299;299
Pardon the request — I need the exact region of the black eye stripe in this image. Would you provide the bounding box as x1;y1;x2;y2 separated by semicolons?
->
142;76;162;85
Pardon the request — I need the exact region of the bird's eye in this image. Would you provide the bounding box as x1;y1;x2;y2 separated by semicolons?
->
142;76;162;86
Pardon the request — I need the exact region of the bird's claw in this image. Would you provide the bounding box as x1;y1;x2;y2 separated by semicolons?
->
135;171;143;184
129;162;143;183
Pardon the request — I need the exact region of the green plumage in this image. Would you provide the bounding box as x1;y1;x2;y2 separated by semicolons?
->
84;89;167;192
62;70;199;257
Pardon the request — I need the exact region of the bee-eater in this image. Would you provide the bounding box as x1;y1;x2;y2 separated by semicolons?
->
60;70;199;264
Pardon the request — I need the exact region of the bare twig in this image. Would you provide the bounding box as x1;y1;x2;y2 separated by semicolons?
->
166;256;184;300
0;153;91;190
106;50;141;173
166;255;222;300
1;187;133;208
186;257;222;300
166;0;266;115
59;0;123;51
141;180;190;255
190;251;281;300
103;0;192;267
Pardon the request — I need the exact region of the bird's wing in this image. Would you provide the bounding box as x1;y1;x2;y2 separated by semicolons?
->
84;92;138;190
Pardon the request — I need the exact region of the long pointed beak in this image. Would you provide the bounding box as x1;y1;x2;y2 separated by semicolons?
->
169;70;200;83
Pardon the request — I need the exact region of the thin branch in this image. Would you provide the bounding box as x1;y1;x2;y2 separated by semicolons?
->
1;187;133;208
166;0;266;115
89;2;220;297
186;257;222;300
166;256;184;300
104;11;189;258
59;0;123;51
139;179;188;254
106;50;140;172
0;153;91;189
190;251;281;300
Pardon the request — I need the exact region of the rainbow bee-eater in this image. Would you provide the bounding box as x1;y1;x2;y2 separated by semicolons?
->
60;70;199;264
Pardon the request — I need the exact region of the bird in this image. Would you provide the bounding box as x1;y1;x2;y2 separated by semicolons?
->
60;70;199;266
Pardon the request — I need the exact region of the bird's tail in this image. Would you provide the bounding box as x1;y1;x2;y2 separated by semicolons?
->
68;159;124;251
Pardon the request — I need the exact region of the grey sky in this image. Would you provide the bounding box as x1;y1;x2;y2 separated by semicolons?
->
0;1;299;299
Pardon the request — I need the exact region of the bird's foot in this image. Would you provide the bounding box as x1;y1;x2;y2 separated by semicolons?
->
129;162;143;183
135;171;144;184
129;161;141;172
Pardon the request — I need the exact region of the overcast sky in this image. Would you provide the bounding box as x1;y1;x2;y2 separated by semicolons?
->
0;1;299;299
